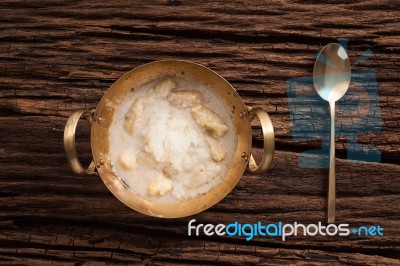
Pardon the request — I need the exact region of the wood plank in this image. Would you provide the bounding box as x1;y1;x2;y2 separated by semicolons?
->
0;0;399;264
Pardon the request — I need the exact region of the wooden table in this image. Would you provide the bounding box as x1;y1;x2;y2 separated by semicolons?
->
1;1;399;265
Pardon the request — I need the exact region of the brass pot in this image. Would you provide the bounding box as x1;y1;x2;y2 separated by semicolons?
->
64;60;274;218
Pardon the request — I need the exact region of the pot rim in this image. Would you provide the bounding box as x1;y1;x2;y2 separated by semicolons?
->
91;60;252;218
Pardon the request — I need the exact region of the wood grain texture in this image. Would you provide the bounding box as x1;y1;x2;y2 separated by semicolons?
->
0;0;399;265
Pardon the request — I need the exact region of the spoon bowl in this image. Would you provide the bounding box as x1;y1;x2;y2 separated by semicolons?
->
313;44;351;103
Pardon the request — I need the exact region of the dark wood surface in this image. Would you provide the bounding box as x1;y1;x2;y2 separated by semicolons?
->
0;1;399;265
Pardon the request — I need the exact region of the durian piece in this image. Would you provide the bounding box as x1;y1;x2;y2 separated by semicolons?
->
184;164;221;189
154;78;176;98
167;90;203;108
205;135;226;162
191;105;228;137
148;173;173;196
119;149;137;170
123;98;144;134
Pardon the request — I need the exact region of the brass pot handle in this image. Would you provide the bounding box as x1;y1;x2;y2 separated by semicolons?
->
247;106;275;174
64;109;97;175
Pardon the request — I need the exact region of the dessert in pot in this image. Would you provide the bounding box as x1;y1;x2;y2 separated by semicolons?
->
64;60;275;217
109;77;236;203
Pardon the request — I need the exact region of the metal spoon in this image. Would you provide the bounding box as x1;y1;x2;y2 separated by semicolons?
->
313;43;351;223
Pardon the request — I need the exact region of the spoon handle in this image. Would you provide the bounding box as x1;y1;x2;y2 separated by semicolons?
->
328;101;336;223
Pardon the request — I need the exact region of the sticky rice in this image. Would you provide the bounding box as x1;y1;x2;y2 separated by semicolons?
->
109;77;236;203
